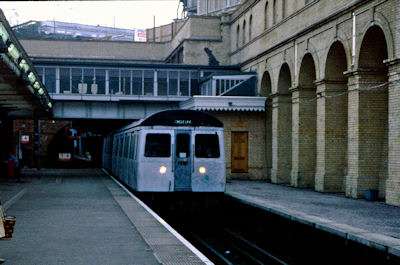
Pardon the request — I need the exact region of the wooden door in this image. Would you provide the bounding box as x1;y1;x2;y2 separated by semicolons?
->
231;132;248;173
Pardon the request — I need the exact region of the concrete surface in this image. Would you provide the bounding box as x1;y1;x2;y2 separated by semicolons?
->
225;180;400;257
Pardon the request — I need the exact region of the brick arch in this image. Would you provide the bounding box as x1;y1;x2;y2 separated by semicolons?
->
298;53;316;88
315;39;348;193
321;38;351;80
260;71;272;97
261;70;273;180
277;63;292;93
324;41;348;81
271;62;292;184
348;23;389;199
358;25;388;70
291;52;317;188
355;17;394;69
296;42;320;85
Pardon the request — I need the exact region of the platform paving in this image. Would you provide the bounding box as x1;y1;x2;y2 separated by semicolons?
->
0;168;208;265
225;180;400;258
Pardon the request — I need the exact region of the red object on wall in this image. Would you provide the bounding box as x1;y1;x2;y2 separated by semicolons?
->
8;160;15;178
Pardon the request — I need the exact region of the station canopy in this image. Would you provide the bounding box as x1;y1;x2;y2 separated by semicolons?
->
0;9;52;117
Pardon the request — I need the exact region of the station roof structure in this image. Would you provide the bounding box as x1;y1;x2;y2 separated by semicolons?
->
0;10;52;117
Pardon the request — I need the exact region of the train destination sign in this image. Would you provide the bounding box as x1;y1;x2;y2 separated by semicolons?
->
174;120;192;125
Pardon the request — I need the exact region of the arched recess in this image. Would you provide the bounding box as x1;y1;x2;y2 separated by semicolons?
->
242;20;246;46
261;71;272;179
249;15;253;41
236;24;240;49
347;25;388;199
291;53;316;188
271;63;292;183
315;40;348;192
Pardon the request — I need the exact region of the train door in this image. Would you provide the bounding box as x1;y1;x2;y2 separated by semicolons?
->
174;131;192;191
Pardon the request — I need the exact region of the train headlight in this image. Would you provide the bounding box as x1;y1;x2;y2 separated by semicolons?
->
199;166;206;174
159;166;167;174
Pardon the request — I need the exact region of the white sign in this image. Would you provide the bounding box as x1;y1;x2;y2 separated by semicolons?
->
58;153;71;161
21;135;30;144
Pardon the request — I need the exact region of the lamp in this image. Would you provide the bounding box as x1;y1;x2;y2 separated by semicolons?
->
33;81;40;89
38;87;44;95
18;59;30;73
27;72;36;84
7;43;20;61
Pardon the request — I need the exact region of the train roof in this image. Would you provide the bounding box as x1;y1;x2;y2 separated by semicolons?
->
111;109;223;135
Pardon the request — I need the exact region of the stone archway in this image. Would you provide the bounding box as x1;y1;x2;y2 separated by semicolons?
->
291;53;316;188
271;63;292;183
261;71;272;179
346;25;388;199
315;41;348;192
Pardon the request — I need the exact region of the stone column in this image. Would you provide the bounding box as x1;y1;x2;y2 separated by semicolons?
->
315;80;348;192
271;93;292;183
386;59;400;206
290;86;316;188
345;69;388;198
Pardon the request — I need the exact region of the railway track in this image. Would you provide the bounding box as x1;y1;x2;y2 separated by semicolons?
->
187;227;288;265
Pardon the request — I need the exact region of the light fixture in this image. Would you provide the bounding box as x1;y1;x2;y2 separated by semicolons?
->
159;166;167;174
7;43;20;60
33;81;40;89
38;87;44;95
0;23;9;43
18;59;29;73
27;72;36;84
199;166;206;174
47;102;52;108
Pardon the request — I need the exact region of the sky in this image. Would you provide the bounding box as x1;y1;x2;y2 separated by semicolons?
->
0;1;184;30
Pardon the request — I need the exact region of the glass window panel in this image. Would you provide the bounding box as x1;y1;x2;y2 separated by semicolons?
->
71;68;82;94
144;70;154;95
179;71;189;96
44;67;56;93
195;134;220;158
83;69;94;94
36;67;44;84
157;70;167;96
60;68;70;93
145;134;171;157
132;70;142;95
169;71;178;95
121;70;131;95
176;134;190;158
95;69;105;95
109;69;119;94
191;71;199;95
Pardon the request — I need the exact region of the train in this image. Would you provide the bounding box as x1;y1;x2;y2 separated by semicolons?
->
102;109;226;194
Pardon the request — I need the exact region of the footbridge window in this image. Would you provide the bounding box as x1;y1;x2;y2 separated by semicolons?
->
35;65;206;97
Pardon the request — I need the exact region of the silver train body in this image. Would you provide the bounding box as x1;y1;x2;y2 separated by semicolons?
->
103;110;226;192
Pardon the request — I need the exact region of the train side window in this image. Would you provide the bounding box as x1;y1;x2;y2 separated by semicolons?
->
145;134;171;157
195;134;220;158
130;133;135;159
124;135;130;158
119;137;124;157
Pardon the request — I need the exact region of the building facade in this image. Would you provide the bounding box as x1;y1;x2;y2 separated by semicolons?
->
16;0;400;206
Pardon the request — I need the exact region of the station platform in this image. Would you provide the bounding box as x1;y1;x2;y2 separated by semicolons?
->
0;168;210;265
225;180;400;258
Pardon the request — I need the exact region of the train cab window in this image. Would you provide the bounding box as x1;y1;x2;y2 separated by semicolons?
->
145;134;171;157
176;134;190;158
195;134;220;158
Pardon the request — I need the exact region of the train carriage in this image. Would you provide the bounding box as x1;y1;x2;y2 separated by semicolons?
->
103;109;226;193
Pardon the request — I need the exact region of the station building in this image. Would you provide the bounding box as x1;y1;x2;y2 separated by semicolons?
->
8;0;400;206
